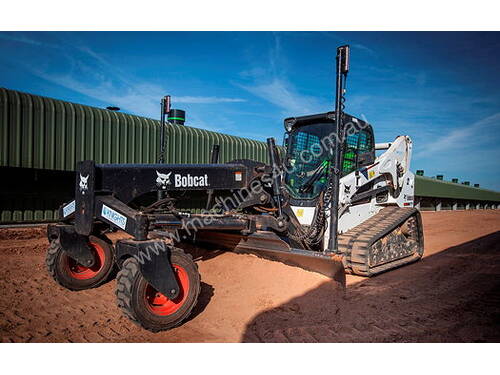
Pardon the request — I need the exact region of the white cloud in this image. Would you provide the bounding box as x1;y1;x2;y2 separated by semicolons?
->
27;70;158;117
317;32;378;57
238;78;323;116
15;35;246;120
236;34;326;117
174;96;246;104
0;33;58;48
414;112;500;158
30;69;247;121
351;43;378;57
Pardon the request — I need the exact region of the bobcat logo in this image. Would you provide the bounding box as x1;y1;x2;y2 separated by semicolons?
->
79;174;89;195
156;171;172;189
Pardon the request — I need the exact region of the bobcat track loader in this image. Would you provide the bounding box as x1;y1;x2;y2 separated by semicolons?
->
45;45;424;332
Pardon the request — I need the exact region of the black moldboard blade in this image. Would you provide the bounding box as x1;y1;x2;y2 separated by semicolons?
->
242;246;346;286
196;230;346;286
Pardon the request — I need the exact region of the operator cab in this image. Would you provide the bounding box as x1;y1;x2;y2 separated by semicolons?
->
283;112;375;206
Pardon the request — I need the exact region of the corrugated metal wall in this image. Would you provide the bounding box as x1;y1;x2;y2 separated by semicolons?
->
0;87;270;170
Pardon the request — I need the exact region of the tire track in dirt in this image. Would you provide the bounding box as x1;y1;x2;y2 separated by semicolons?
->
0;211;499;342
243;219;500;342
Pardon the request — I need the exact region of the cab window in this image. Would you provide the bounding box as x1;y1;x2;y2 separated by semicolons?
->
342;129;374;175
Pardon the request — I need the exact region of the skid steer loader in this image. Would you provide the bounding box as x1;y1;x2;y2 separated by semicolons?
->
45;45;424;332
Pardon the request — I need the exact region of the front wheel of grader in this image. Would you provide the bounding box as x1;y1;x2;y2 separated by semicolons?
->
115;247;201;332
46;235;116;291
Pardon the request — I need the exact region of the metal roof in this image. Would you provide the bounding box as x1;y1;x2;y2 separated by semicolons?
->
415;175;500;202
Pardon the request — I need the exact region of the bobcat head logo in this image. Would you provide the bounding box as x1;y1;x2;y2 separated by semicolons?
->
79;174;89;195
156;171;172;189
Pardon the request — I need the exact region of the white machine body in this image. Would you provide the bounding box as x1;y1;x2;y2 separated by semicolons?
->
290;135;415;250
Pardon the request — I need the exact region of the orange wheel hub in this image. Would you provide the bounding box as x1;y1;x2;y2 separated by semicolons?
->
144;265;189;316
66;242;106;280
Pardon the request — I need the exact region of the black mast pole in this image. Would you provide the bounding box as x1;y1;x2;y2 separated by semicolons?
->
158;95;171;201
159;95;171;164
327;45;349;253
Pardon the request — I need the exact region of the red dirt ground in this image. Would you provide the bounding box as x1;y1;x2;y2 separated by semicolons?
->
0;210;499;342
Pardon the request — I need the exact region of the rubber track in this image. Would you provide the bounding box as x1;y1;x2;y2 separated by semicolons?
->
338;206;423;276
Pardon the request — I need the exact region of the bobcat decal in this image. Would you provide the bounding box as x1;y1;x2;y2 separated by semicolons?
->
156;171;172;189
79;174;89;195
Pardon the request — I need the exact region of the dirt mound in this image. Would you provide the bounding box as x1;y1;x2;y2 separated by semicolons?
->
0;210;499;342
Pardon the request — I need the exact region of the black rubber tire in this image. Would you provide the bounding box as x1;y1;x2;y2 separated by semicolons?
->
116;248;200;332
46;235;116;291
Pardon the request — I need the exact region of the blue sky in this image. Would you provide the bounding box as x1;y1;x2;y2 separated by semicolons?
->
1;31;499;190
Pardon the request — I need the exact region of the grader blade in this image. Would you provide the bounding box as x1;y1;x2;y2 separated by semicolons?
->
195;231;346;285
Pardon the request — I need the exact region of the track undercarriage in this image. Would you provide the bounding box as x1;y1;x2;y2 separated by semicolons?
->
339;207;424;276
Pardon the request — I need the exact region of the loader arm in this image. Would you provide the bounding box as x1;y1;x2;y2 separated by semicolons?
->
376;135;413;191
336;135;416;234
